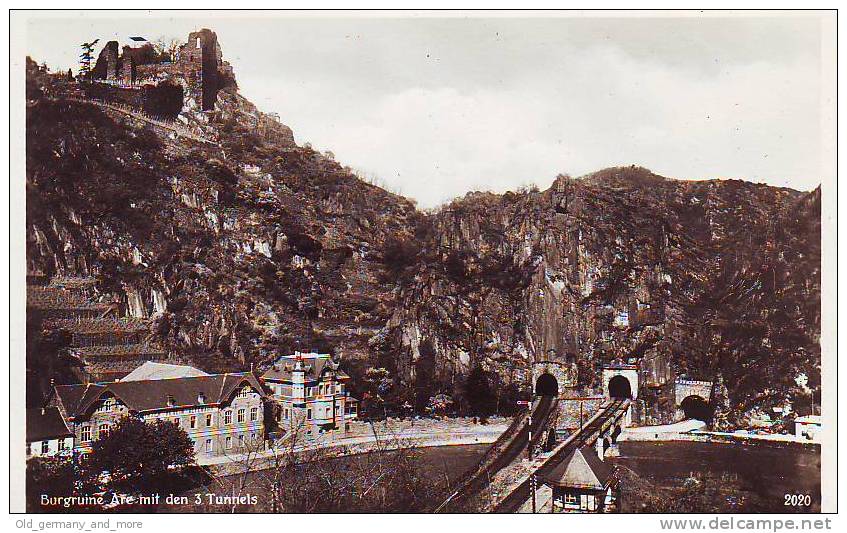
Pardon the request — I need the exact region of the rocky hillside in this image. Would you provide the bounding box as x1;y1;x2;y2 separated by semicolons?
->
384;169;820;418
25;47;820;421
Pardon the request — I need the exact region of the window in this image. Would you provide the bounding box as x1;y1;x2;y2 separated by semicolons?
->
238;434;244;447
563;493;579;505
237;409;245;423
325;407;331;417
58;439;66;452
98;424;109;438
173;417;180;426
41;441;49;454
238;387;250;398
205;439;213;453
80;425;91;442
224;410;232;425
190;415;197;429
284;408;289;420
225;436;232;449
97;398;115;413
250;407;258;421
206;414;213;427
307;408;312;420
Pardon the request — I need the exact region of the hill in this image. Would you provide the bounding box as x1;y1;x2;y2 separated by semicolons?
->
24;34;821;423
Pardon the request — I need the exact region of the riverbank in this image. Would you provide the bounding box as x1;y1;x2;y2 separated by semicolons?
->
203;417;508;474
620;421;820;449
611;440;821;512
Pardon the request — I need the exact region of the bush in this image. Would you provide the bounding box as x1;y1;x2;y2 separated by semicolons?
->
82;416;195;495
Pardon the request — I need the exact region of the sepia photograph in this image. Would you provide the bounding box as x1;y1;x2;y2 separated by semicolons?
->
7;7;837;520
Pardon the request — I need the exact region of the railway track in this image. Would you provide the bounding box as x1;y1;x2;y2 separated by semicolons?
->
492;398;629;513
434;395;558;513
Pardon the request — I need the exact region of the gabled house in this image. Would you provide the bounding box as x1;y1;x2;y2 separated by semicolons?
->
26;407;74;458
262;352;358;439
51;372;266;458
543;446;618;512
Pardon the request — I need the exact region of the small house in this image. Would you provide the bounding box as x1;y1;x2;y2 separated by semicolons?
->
26;407;74;458
543;446;617;513
794;415;821;442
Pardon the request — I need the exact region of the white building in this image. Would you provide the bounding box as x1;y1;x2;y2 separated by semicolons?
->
794;415;821;442
26;407;73;458
262;352;358;439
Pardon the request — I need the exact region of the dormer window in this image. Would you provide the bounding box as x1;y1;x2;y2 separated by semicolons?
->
238;386;250;398
97;398;116;413
167;395;176;407
197;392;206;404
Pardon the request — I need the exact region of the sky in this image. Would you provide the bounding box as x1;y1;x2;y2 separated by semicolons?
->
23;12;831;208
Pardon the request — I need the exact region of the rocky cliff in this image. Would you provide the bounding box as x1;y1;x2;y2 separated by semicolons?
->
25;39;821;421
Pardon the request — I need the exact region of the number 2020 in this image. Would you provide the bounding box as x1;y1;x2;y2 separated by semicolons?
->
784;494;811;506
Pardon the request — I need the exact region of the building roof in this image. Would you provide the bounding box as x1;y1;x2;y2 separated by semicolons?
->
26;407;73;442
55;372;265;418
262;352;349;382
121;361;208;381
542;446;615;490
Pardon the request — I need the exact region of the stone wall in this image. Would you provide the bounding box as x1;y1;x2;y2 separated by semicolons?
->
674;379;713;406
89;29;236;114
92;41;119;80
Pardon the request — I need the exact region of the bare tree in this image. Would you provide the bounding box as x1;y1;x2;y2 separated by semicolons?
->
152;37;181;62
191;414;453;513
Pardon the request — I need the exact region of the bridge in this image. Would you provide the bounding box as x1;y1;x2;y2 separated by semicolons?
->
492;398;630;513
433;394;559;512
434;360;634;513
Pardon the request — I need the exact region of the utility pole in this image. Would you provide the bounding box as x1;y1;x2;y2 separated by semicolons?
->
527;405;533;460
517;399;533;460
530;474;537;513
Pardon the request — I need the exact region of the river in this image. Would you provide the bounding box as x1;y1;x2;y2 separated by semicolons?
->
175;440;819;512
609;441;821;513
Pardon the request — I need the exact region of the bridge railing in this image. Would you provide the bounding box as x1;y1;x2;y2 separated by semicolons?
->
433;396;561;513
432;403;530;512
492;399;629;513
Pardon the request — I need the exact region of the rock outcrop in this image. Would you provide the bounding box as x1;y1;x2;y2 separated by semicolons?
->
24;36;821;421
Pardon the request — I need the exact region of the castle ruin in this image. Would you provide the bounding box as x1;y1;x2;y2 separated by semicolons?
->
89;29;235;116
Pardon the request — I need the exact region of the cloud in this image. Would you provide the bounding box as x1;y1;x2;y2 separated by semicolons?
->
26;14;828;207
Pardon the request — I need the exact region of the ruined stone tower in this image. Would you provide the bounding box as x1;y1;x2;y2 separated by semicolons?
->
89;29;235;114
92;40;119;80
176;28;233;111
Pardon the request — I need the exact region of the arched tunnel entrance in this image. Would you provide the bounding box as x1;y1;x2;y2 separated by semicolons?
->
535;373;558;397
680;395;713;422
608;375;632;399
